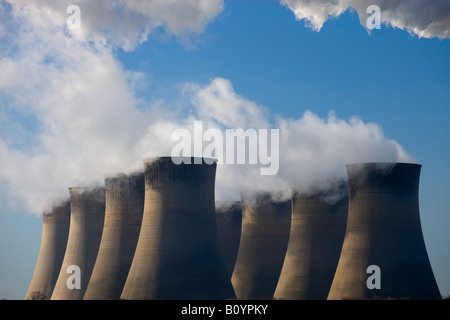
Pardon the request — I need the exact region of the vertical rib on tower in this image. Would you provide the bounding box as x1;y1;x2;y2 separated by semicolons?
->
327;163;441;300
50;187;105;300
231;192;291;299
25;200;71;300
84;172;145;300
215;201;242;277
274;185;348;300
120;157;235;300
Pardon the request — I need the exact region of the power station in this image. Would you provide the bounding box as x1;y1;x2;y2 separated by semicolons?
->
274;185;348;300
83;172;145;300
215;201;242;277
25;199;71;300
231;192;291;299
327;163;441;300
120;157;235;300
50;187;105;300
25;160;442;300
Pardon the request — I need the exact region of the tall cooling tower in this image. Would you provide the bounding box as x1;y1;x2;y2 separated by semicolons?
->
215;201;242;277
84;172;144;300
327;163;441;300
274;186;348;300
50;187;105;300
120;157;235;300
231;192;291;299
25;200;71;300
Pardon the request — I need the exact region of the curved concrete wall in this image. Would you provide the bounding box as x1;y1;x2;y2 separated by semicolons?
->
327;163;441;300
274;188;348;300
25;200;71;300
231;192;291;299
50;187;105;300
215;201;242;277
120;157;235;300
84;172;145;300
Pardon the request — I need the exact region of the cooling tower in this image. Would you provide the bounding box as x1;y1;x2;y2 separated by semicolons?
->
231;192;291;300
274;185;348;300
215;201;242;277
25;200;71;300
120;157;235;300
327;163;441;300
50;187;105;300
84;172;144;300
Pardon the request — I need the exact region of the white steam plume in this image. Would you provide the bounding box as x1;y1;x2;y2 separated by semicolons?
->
0;1;416;215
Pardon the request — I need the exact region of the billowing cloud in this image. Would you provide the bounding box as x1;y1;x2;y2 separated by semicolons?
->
281;0;450;39
0;0;416;215
4;0;224;51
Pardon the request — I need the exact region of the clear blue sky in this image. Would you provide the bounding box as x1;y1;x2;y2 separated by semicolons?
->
0;0;449;299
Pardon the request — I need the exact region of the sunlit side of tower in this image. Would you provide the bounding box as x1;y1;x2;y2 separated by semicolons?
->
231;192;291;299
50;187;105;300
25;200;71;300
274;185;348;300
84;172;144;300
120;157;235;300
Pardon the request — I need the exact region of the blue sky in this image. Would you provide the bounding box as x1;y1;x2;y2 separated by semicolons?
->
0;0;449;299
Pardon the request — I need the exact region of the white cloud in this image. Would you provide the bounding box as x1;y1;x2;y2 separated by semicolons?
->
0;0;417;215
120;0;224;35
281;0;450;39
4;0;224;51
186;77;269;129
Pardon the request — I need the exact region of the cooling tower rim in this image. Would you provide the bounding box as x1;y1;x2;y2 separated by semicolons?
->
42;197;71;216
215;200;241;206
142;156;218;165
68;186;105;192
346;162;422;168
215;200;242;211
103;170;144;180
240;190;290;205
240;190;290;198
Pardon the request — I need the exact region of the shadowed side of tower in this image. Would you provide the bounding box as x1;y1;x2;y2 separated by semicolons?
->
327;163;441;300
84;172;145;300
215;201;242;278
25;200;71;300
274;185;348;300
120;157;235;300
50;187;105;300
231;192;291;300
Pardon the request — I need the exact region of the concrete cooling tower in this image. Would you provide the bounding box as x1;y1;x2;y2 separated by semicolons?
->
231;192;291;300
50;187;105;300
120;157;235;300
327;163;441;300
84;172;145;300
215;201;242;277
274;185;348;300
25;200;71;300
